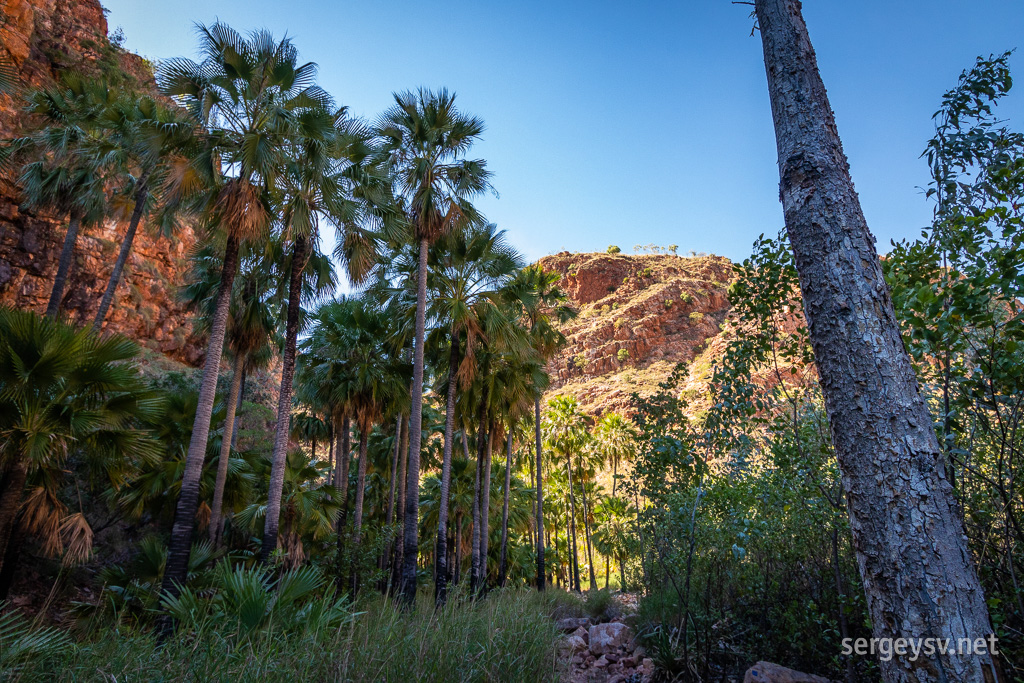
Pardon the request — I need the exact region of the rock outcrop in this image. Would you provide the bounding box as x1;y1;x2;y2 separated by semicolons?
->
538;251;734;416
0;0;202;364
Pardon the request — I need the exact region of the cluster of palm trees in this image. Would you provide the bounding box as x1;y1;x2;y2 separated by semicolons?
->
0;22;642;619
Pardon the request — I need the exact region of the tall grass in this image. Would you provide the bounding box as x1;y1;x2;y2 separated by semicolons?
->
15;588;570;682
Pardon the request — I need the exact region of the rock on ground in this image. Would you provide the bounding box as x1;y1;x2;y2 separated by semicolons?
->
743;661;833;683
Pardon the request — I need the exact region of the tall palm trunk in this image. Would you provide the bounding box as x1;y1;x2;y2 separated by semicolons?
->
453;512;463;585
579;469;597;590
498;430;513;587
618;554;626;591
479;425;494;593
471;423;483;595
260;234;308;564
534;396;545;591
93;172;150;331
45;209;82;318
380;415;401;584
434;328;460;605
390;415;409;593
335;415;351;591
350;425;370;596
0;458;29;580
565;455;581;592
159;232;240;635
209;352;245;547
755;1;999;680
231;367;246;451
327;424;334;487
400;237;429;606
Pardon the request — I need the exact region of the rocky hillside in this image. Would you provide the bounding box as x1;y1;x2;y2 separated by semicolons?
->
0;0;202;364
538;251;735;416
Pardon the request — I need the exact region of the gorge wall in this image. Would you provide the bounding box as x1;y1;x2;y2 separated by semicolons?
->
0;0;202;364
538;251;735;416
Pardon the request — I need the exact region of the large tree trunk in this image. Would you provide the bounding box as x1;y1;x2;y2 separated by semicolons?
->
754;1;999;680
399;237;429;606
159;232;239;637
498;430;513;587
534;396;545;591
45;209;81;318
209;352;245;547
0;458;29;581
350;425;370;596
434;328;460;605
93;173;150;331
231;366;246;451
260;235;308;564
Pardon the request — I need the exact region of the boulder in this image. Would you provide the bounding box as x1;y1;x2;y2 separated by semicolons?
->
555;616;591;633
562;635;587;653
571;626;589;643
589;622;634;655
743;661;832;683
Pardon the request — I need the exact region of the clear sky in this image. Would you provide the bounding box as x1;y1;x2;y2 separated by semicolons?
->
103;0;1024;267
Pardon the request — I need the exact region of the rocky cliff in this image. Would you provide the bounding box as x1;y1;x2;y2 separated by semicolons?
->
538;251;735;416
0;0;202;364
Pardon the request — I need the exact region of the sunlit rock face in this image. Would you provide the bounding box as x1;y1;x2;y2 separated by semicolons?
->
0;0;203;365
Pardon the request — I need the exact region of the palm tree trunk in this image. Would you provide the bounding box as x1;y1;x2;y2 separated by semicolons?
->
327;423;334;487
453;512;463;585
209;352;245;547
0;458;29;580
618;554;626;591
159;232;239;637
434;327;460;605
400;237;429;606
231;366;246;451
335;414;351;591
479;421;494;593
580;471;597;590
605;557;610;590
45;209;82;318
471;424;483;595
565;455;581;592
351;425;370;596
534;396;545;591
498;430;513;587
380;415;401;583
755;1;998;680
93;173;150;331
390;414;409;593
260;234;308;564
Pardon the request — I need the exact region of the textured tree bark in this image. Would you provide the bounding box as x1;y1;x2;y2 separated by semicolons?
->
93;173;150;331
45;209;81;318
350;425;370;596
159;233;239;638
390;415;409;593
754;1;1000;680
260;234;308;564
380;415;401;585
434;328;460;605
535;397;545;591
399;237;429;606
209;352;245;547
498;430;513;587
335;415;352;591
453;512;463;585
471;422;483;595
580;466;597;591
479;423;494;593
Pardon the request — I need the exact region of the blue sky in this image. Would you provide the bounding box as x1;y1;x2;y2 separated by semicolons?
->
103;0;1023;267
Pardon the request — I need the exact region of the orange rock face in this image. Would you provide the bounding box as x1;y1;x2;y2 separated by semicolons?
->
0;0;203;364
537;252;735;416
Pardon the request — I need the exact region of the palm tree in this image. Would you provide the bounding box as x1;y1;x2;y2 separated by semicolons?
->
5;75;112;317
0;309;162;583
182;243;279;547
302;297;408;592
156;23;311;617
426;222;522;604
374;88;493;606
259;104;385;565
594;412;636;498
592;495;633;590
91;95;198;330
513;265;575;590
544;396;592;592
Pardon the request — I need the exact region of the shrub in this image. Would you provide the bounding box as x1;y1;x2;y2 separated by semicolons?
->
573;354;588;369
617;349;630;362
640;267;653;278
607;245;621;254
601;304;611;315
664;299;674;309
689;311;704;321
584;589;616;621
614;319;625;330
680;292;693;304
